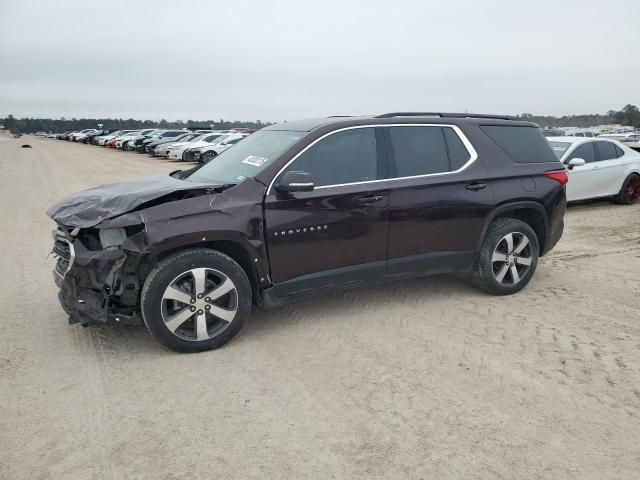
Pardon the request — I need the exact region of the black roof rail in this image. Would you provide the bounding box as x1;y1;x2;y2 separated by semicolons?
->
374;112;518;121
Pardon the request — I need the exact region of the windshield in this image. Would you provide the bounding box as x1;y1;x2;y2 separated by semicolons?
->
188;130;305;184
548;141;572;159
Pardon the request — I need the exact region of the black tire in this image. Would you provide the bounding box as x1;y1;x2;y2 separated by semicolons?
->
141;248;252;352
471;218;539;295
613;173;640;205
202;150;217;163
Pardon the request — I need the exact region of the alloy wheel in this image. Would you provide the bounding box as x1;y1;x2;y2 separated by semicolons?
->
161;268;238;341
625;176;640;203
491;232;533;286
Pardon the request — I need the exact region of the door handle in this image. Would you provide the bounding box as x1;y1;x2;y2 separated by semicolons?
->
465;183;487;191
358;195;384;204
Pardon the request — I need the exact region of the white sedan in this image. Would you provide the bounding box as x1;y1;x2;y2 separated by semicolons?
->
168;133;228;161
193;133;249;163
157;132;219;158
115;131;142;149
546;136;640;204
70;129;98;142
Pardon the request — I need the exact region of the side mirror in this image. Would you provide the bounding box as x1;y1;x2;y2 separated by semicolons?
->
275;171;315;194
566;158;586;170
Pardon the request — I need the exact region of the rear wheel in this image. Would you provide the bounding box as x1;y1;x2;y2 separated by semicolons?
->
141;249;252;352
613;174;640;204
471;218;539;295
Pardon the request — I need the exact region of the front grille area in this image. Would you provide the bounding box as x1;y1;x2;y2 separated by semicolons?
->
53;230;74;278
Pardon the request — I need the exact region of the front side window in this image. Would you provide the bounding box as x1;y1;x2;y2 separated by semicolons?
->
282;128;378;187
596;141;618;161
568;142;595;163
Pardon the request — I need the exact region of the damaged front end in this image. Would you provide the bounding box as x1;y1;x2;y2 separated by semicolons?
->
48;171;218;327
52;224;145;326
48;170;270;327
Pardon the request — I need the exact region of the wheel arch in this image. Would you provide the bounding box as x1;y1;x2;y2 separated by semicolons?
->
477;201;549;255
623;169;640;183
150;239;264;305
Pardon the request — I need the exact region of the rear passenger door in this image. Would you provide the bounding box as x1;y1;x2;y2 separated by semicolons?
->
384;125;493;275
593;140;627;196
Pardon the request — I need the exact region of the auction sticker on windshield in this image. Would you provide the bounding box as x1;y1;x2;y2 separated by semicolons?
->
242;155;269;167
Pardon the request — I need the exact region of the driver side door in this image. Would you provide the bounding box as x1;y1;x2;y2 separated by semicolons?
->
565;141;599;200
264;127;389;296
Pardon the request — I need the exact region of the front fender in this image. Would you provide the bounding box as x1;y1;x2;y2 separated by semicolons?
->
121;179;270;284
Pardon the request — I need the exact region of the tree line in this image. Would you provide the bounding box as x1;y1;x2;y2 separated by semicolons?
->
519;104;640;128
0;116;272;134
2;105;639;134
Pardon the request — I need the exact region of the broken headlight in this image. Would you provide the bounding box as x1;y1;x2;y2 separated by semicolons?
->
98;228;128;249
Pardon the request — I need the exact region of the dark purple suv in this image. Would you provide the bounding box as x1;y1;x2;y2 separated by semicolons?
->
48;113;568;352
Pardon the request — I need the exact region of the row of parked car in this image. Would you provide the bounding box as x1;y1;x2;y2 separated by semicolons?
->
543;128;640;144
51;127;255;163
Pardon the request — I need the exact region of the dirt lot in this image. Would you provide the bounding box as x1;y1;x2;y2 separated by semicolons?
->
1;133;639;479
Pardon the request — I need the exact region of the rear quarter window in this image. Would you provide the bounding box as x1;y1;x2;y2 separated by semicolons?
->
481;126;558;163
596;141;618;161
614;145;624;157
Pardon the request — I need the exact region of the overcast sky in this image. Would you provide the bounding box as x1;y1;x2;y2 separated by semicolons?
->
0;0;638;122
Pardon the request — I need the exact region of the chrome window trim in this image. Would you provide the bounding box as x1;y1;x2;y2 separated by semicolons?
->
266;124;479;194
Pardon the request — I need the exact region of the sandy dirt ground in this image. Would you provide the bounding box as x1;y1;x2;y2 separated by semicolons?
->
1;133;639;480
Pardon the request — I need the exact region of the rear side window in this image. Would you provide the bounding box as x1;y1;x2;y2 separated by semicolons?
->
389;126;449;176
443;128;471;170
387;126;470;177
481;126;558;163
568;142;595;163
596;141;618;161
614;145;624;157
286;127;378;187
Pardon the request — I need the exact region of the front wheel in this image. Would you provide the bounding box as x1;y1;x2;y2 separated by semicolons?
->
141;249;252;352
613;174;640;205
202;150;217;163
471;218;539;295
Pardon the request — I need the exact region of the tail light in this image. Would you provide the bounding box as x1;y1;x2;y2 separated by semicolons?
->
544;170;568;186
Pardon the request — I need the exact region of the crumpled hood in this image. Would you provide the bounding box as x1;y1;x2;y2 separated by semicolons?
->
47;173;220;228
